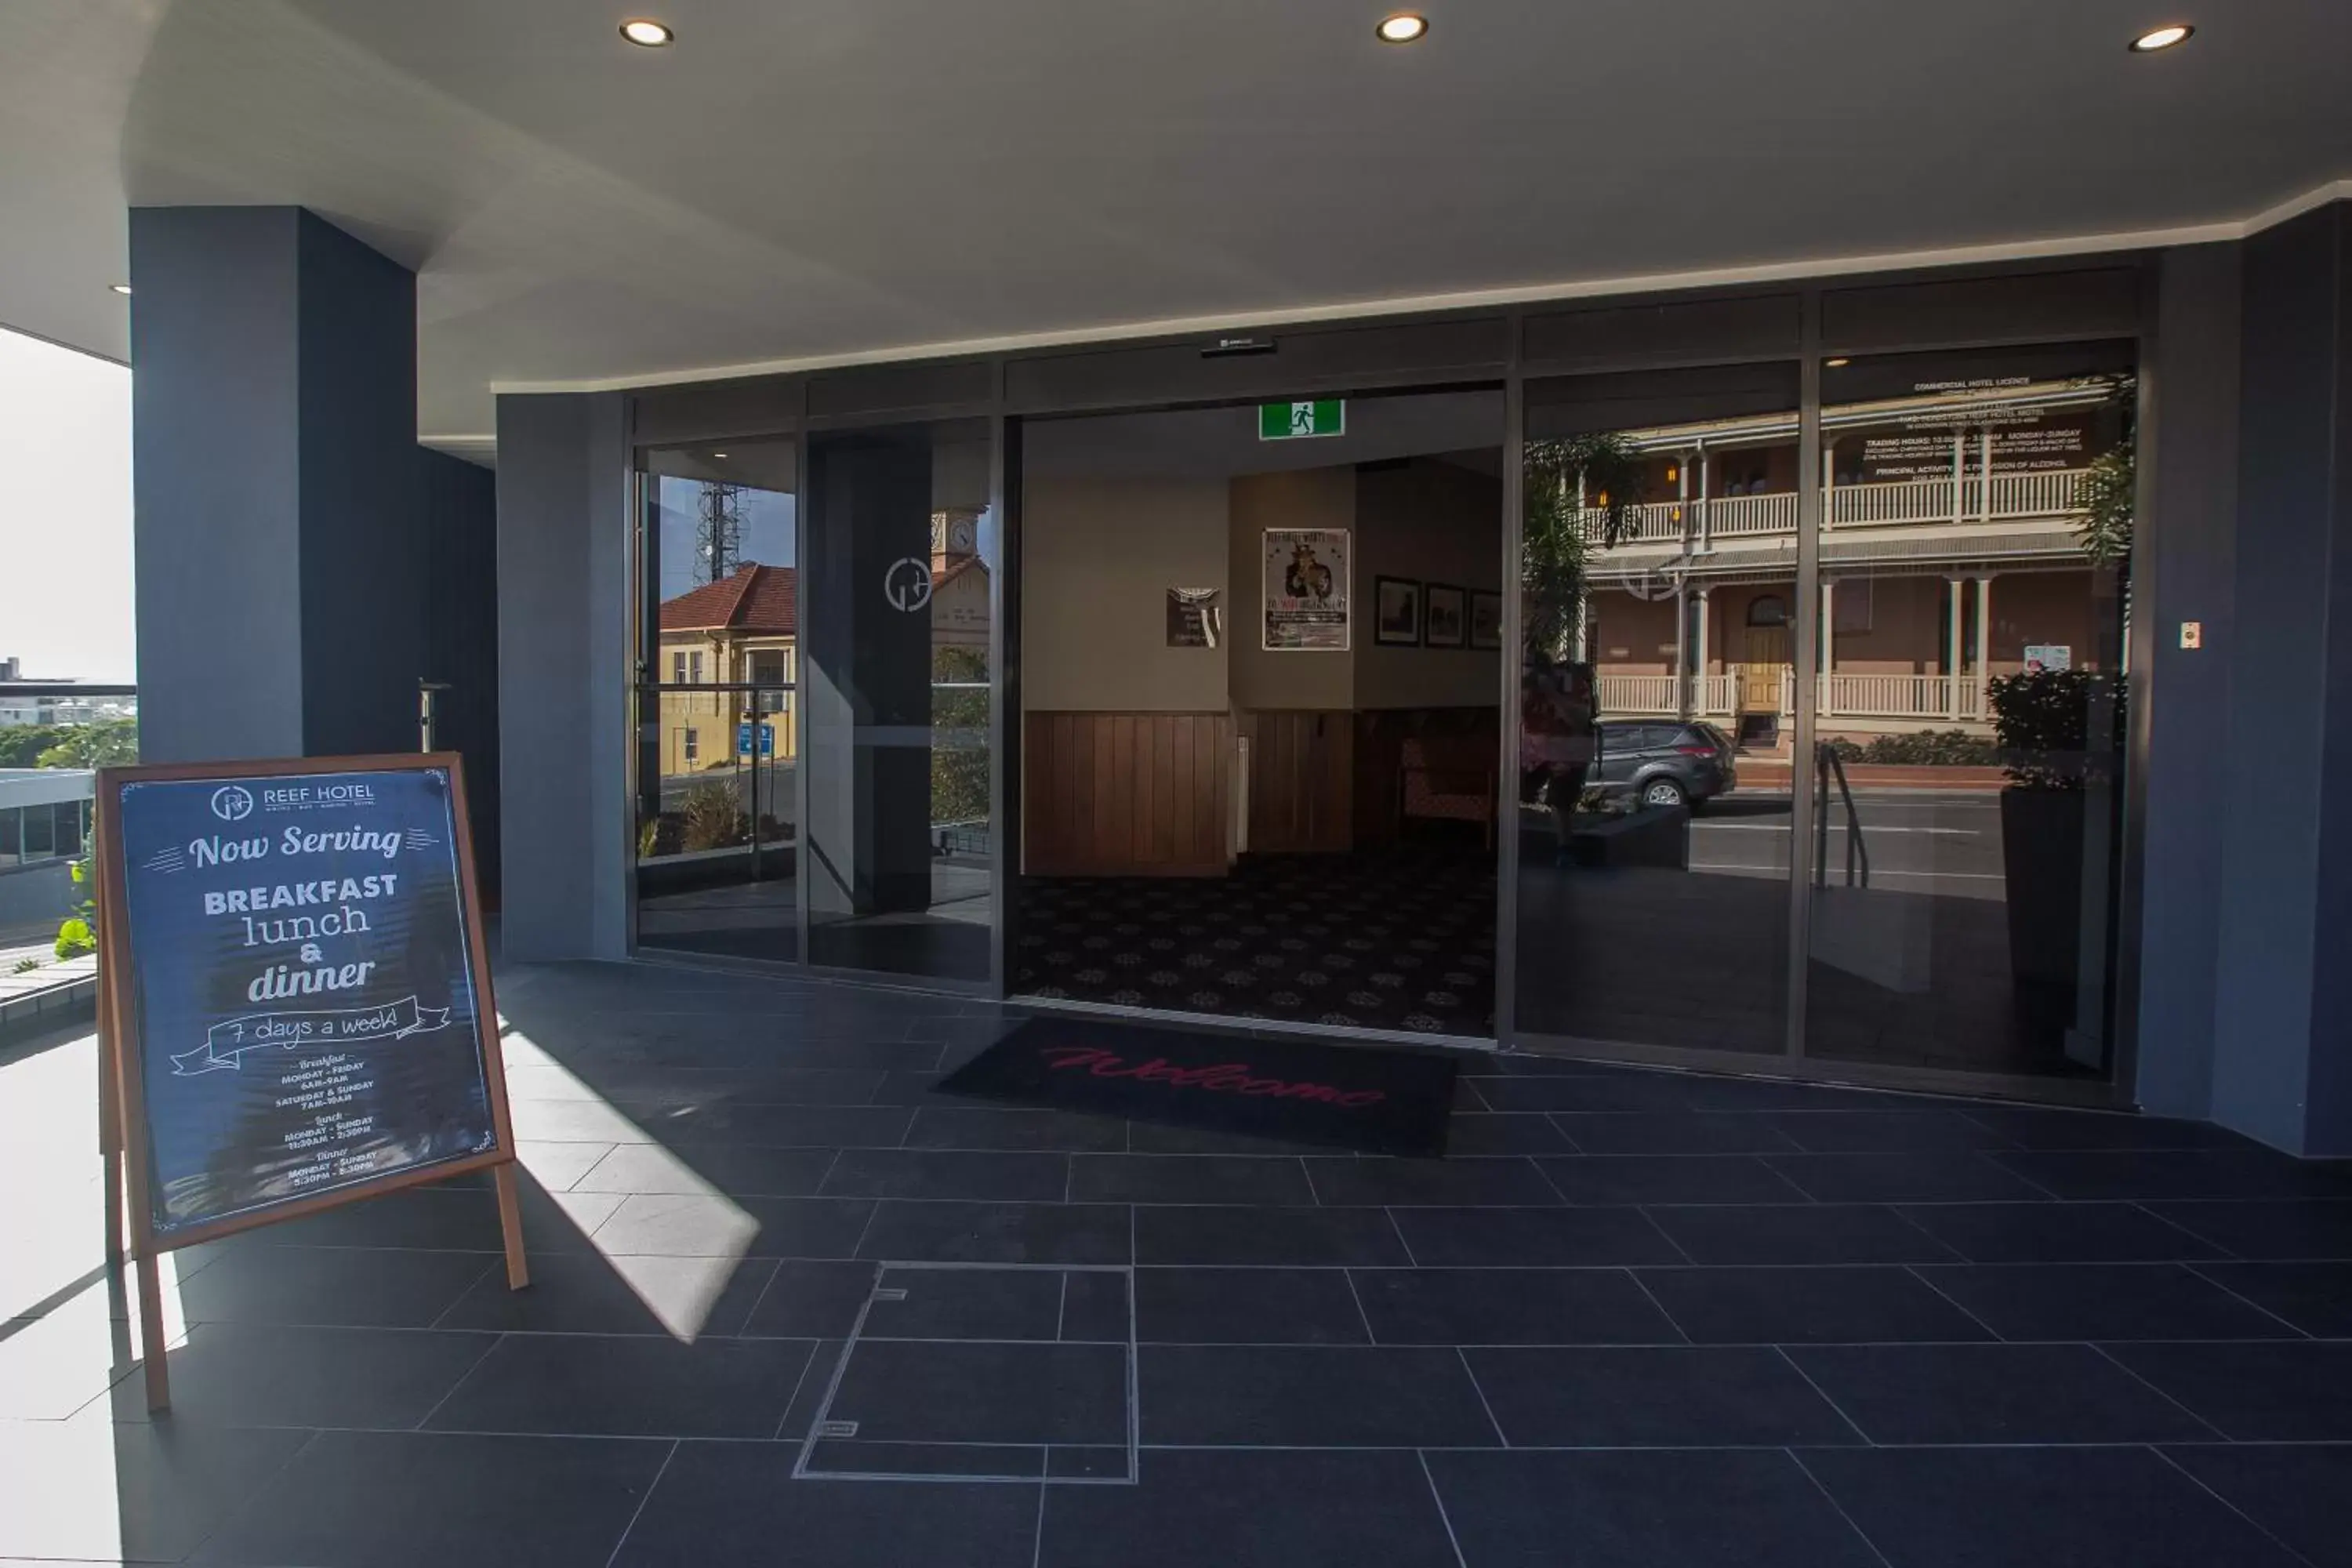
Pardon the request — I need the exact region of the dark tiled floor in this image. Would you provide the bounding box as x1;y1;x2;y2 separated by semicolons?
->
9;958;2352;1566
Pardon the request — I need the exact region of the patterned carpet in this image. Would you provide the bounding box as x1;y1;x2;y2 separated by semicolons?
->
1014;850;1497;1036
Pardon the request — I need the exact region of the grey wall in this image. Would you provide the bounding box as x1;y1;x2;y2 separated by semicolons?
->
129;208;307;762
2206;204;2352;1155
422;449;502;902
129;207;430;764
495;393;631;962
2132;243;2242;1121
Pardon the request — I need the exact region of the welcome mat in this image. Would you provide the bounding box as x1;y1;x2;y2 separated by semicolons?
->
938;1016;1462;1157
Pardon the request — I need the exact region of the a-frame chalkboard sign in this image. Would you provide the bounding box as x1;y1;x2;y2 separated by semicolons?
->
94;753;527;1410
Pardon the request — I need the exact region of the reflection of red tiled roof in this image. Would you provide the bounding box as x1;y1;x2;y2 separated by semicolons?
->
659;563;797;636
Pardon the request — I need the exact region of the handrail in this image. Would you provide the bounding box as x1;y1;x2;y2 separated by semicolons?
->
1813;742;1870;889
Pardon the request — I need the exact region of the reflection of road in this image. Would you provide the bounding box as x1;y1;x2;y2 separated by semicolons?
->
1686;790;2007;900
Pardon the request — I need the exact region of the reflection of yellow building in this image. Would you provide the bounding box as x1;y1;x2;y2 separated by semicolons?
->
657;563;799;779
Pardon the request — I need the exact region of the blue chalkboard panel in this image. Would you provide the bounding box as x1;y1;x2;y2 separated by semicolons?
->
110;762;503;1239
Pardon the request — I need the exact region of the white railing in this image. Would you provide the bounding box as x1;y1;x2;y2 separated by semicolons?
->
1595;670;1987;724
1581;470;2092;550
1705;492;1798;537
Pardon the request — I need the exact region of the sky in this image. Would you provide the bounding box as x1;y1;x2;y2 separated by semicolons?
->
0;325;134;681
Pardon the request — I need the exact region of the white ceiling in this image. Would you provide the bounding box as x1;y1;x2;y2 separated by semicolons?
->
4;0;2348;441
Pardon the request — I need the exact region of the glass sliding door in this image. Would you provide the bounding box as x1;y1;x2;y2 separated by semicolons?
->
1802;343;2135;1078
1514;365;1802;1056
633;436;802;961
800;418;996;982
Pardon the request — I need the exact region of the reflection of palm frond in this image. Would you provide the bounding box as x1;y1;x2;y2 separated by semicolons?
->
1523;433;1645;660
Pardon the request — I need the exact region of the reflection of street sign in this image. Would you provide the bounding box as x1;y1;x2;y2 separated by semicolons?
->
736;723;775;757
1258;400;1344;441
884;557;933;612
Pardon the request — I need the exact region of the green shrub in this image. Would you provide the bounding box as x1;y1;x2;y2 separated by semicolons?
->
679;782;749;851
1987;669;2125;790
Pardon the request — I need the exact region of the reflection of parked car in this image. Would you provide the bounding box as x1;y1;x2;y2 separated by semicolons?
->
1592;721;1737;811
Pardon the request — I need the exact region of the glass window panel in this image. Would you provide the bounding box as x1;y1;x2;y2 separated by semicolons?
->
633;434;800;963
1516;365;1800;1056
1805;344;2133;1079
802;418;995;982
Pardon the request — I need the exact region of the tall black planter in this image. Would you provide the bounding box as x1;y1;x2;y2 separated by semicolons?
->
1999;787;2085;1021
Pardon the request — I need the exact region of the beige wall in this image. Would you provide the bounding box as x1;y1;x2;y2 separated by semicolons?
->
1353;459;1503;710
1229;466;1357;711
1021;474;1231;711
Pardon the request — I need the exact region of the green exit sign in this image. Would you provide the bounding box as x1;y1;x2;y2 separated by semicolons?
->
1259;400;1345;440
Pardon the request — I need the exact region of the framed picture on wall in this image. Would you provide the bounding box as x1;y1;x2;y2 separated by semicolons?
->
1374;576;1423;646
1469;590;1503;650
1425;583;1467;648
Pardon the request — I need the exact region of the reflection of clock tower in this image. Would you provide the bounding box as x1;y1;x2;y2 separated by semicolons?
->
931;509;981;574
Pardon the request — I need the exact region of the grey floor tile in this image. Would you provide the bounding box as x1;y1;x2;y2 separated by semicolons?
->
1139;1345;1499;1446
111;1323;497;1428
1302;1156;1560;1207
2143;1200;2352;1259
739;1259;881;1338
1058;1271;1133;1342
1765;1151;2051;1203
1385;1205;1685;1267
2163;1443;2352;1568
1462;1346;1859;1447
1646;1203;1959;1265
1915;1261;2303;1340
819;1147;1071;1203
1350;1267;1682;1345
1769;1109;2018;1152
1039;1448;1460;1568
1134;1204;1410;1266
656;1102;918;1148
1788;1342;2218;1443
1124;1120;1331;1156
858;1200;1132;1264
1895;1200;2229;1262
1551;1112;1805;1155
1466;1073;1697;1112
590;1193;877;1258
1134;1266;1369;1344
1445;1114;1576;1156
1799;1444;2305;1568
826;1338;1129;1446
862;1265;1066;1340
1537;1154;1811;1205
1962;1107;2256;1151
172;1245;493;1329
2103;1341;2352;1439
191;1429;672;1568
571;1142;839;1198
1425;1448;1882;1567
1635;1265;1994;1345
1991;1149;2352;1201
1070;1153;1317;1206
426;1333;815;1438
0;1416;313;1564
437;1250;779;1337
2193;1261;2352;1335
610;1443;1039;1566
903;1105;1130;1151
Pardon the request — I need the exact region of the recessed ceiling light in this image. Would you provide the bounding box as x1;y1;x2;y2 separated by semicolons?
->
1824;358;1849;368
108;283;132;296
710;452;729;459
2129;24;2193;51
1376;13;1428;44
619;18;674;47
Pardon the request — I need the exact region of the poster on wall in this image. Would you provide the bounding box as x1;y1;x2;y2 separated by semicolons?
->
1262;528;1351;651
1167;587;1224;648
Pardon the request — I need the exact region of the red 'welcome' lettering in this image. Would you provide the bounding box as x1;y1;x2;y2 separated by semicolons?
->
1037;1046;1386;1109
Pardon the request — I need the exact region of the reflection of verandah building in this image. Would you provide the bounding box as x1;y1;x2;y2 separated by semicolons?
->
1573;379;2120;745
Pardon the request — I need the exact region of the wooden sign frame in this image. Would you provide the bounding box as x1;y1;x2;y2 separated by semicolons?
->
93;752;527;1410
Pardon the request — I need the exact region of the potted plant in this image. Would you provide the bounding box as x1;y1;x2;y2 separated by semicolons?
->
1987;669;2122;1018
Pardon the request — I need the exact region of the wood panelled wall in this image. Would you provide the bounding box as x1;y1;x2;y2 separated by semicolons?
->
1024;712;1232;876
1240;710;1354;854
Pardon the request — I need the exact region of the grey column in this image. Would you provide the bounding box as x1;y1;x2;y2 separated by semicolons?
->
494;393;633;963
129;207;424;762
2207;202;2352;1155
